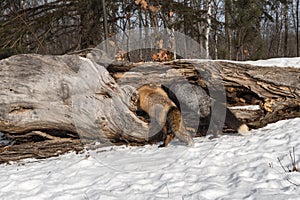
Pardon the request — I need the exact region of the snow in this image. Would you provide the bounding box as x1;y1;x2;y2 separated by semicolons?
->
229;105;261;111
0;57;299;199
0;118;300;199
183;57;300;68
243;57;300;68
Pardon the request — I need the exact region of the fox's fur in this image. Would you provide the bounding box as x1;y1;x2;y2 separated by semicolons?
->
137;85;194;147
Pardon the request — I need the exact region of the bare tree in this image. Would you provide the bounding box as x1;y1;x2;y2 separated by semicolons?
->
204;0;212;58
296;0;299;56
1;0;299;60
102;0;109;52
283;1;289;57
225;0;233;60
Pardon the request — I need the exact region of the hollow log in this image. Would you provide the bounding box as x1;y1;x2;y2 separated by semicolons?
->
0;54;299;163
108;59;300;129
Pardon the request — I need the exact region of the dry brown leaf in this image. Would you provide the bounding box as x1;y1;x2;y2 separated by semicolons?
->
243;49;250;56
152;49;173;62
149;5;161;13
141;0;148;10
157;49;168;61
115;49;126;61
152;52;159;61
135;0;141;5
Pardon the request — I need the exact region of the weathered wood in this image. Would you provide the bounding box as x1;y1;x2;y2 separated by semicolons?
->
0;54;149;147
108;60;300;129
0;54;299;161
0;139;83;164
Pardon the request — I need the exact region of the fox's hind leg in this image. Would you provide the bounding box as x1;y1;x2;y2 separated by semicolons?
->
159;132;175;147
166;107;194;146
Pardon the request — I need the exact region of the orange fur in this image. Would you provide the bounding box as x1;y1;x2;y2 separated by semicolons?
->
137;85;194;147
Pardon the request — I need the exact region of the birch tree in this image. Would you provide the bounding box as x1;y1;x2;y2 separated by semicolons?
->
204;0;212;58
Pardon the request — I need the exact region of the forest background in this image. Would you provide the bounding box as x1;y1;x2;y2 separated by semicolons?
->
0;0;299;61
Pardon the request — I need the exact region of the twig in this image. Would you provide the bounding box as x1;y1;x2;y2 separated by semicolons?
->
293;147;296;164
275;147;300;187
287;178;300;186
277;157;288;173
67;48;95;55
13;10;48;54
289;147;298;172
165;183;169;198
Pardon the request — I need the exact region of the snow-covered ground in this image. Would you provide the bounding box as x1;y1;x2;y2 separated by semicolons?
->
243;57;300;68
0;118;299;200
185;57;300;68
0;58;299;199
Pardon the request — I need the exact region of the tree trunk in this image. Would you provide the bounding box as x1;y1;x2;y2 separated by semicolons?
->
204;0;212;59
108;60;300;129
225;0;232;60
213;0;219;60
283;2;289;57
296;0;299;57
195;0;204;56
0;54;149;146
102;0;109;52
0;54;299;162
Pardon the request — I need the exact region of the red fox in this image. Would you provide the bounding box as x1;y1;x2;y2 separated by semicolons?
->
136;85;194;147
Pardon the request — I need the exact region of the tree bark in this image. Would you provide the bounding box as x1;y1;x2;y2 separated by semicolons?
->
283;2;289;57
204;0;212;59
102;0;109;52
108;59;300;129
0;54;299;162
225;0;232;60
296;0;299;57
0;54;149;146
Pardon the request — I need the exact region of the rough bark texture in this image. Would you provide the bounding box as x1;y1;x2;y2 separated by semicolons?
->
0;140;83;163
0;54;299;163
0;54;150;163
108;59;300;129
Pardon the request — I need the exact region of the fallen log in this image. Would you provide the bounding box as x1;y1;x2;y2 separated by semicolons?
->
0;140;83;164
0;54;149;146
0;54;299;163
108;59;300;129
